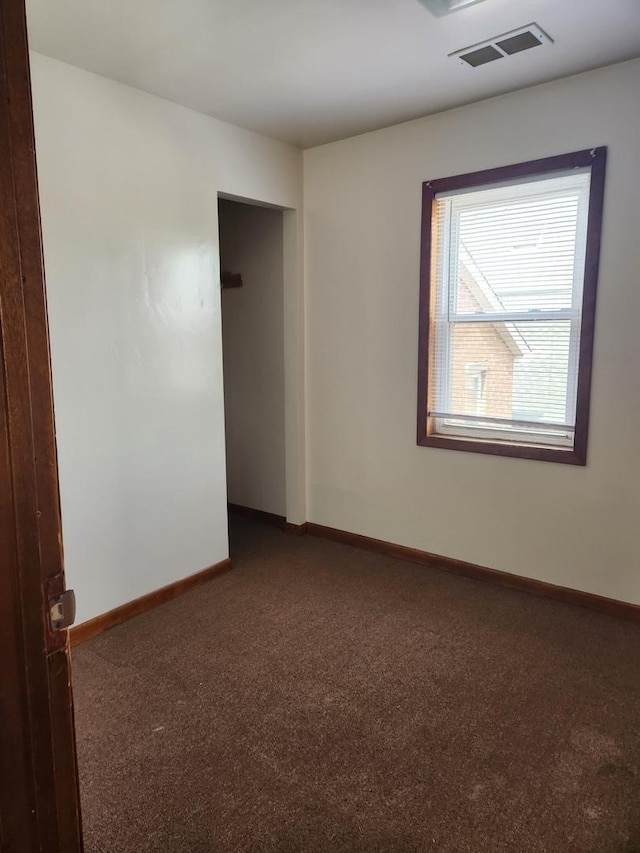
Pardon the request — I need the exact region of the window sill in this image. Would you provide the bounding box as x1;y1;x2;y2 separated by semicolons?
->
418;432;586;465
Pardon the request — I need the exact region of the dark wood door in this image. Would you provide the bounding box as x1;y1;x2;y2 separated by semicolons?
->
0;1;83;850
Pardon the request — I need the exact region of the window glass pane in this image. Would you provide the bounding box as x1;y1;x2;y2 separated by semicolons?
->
511;320;573;426
437;172;590;318
438;318;574;429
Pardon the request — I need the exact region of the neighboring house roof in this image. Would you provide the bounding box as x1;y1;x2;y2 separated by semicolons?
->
458;245;529;357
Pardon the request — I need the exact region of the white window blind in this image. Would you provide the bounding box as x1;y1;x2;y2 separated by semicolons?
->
430;170;591;448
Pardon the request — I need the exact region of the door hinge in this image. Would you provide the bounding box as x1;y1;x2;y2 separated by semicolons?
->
49;589;76;631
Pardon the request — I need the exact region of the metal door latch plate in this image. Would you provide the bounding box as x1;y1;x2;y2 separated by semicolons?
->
49;589;76;631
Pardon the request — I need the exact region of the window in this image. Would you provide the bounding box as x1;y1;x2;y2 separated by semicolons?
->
417;148;607;464
465;363;488;415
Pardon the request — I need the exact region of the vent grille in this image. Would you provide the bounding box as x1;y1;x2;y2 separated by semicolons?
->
451;24;552;68
461;45;504;67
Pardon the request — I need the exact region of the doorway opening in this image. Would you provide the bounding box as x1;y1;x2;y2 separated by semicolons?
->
218;197;287;551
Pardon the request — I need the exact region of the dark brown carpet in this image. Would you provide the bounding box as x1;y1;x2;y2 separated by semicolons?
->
72;514;640;853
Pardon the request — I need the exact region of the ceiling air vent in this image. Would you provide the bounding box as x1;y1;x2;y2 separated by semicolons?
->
451;24;552;68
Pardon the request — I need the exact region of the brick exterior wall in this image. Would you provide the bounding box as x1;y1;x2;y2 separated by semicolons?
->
449;279;515;418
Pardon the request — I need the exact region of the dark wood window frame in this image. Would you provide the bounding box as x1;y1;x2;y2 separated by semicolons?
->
417;147;607;465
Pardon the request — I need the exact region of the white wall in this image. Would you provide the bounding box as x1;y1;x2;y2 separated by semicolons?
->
31;53;302;624
219;200;286;516
304;59;640;605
